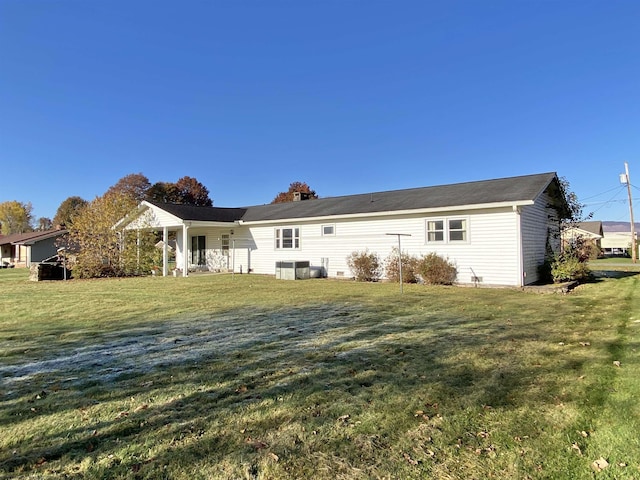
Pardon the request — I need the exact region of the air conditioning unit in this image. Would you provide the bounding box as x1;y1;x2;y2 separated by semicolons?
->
275;261;310;280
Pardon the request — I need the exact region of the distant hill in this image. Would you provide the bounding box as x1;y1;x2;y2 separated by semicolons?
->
602;221;639;233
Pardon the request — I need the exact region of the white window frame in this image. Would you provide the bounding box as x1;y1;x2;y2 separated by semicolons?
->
221;234;230;256
447;218;468;242
321;224;335;236
425;217;469;244
426;219;445;243
275;227;301;250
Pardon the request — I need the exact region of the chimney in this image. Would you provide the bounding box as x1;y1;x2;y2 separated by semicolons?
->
293;192;312;202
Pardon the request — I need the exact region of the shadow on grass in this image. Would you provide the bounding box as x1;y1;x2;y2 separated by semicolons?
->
0;299;606;478
590;269;640;280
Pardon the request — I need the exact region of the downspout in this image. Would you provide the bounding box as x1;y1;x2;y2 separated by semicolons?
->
514;205;524;287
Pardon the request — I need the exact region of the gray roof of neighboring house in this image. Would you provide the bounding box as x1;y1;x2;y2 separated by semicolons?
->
0;229;68;246
144;172;565;223
576;221;604;236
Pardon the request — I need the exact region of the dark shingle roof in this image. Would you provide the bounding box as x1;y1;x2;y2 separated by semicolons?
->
0;229;68;246
144;173;563;224
146;201;247;222
240;172;560;222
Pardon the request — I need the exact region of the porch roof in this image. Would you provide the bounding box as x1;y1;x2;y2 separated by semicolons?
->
146;201;247;222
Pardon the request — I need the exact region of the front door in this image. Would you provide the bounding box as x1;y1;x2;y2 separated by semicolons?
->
191;235;206;267
221;234;230;269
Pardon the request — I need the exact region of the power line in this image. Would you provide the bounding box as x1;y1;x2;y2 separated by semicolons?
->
581;184;626;201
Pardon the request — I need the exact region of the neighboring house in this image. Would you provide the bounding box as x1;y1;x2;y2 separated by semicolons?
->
601;231;637;256
116;172;570;287
562;221;604;251
0;229;68;268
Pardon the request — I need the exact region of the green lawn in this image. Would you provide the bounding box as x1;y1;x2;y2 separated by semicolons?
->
1;269;639;479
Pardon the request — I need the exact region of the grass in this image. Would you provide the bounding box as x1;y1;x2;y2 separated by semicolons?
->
1;268;640;479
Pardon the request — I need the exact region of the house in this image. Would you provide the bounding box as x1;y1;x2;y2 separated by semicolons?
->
116;172;570;287
562;221;604;252
0;229;68;268
601;231;637;257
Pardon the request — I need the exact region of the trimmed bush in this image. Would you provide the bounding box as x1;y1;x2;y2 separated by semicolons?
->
550;253;591;283
417;253;457;285
384;248;419;283
346;250;382;282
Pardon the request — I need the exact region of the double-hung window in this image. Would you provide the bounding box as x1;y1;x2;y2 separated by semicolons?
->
448;219;467;242
275;227;300;249
426;218;468;243
427;220;444;242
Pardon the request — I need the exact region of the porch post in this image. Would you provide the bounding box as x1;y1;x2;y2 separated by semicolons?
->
136;230;140;272
162;226;169;277
183;224;189;277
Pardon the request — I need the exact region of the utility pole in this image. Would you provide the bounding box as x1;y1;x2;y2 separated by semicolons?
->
621;162;636;263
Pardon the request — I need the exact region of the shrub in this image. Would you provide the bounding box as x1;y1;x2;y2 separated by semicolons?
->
346;250;382;282
550;253;591;283
417;253;457;285
384;248;419;283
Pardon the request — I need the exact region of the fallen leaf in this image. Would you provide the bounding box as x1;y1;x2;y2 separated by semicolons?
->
613;361;621;367
115;411;129;419
571;443;582;456
337;414;350;422
591;458;609;472
403;452;419;465
578;430;589;438
245;437;268;450
269;452;279;462
134;404;148;412
579;342;591;347
235;385;248;393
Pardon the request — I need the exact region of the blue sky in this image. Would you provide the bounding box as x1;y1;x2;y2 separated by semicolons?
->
1;1;639;223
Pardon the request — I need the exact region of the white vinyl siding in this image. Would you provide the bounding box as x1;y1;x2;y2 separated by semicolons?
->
244;208;521;285
520;191;560;285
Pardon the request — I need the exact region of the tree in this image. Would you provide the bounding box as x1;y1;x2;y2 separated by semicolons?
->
146;177;213;206
68;190;144;278
53;196;88;228
0;201;33;235
106;173;151;203
36;217;53;231
175;176;213;206
271;181;318;204
146;182;181;204
541;177;594;283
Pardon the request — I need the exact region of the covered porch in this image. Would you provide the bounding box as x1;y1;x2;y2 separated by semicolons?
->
116;201;247;277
